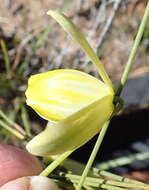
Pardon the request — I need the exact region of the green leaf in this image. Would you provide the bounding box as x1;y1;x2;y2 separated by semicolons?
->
47;10;113;92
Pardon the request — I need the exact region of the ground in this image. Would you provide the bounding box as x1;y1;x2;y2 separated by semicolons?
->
0;0;148;80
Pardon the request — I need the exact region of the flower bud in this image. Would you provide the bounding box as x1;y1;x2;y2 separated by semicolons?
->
26;69;113;122
26;69;114;156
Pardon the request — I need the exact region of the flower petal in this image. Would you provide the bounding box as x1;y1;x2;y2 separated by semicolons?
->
26;94;114;156
26;69;113;122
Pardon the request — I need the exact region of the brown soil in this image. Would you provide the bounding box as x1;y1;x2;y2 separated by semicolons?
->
0;0;148;80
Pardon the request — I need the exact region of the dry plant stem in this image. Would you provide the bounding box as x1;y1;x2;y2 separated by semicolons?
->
82;0;122;69
76;1;149;189
0;109;26;136
13;28;43;70
0;120;25;139
96;0;122;52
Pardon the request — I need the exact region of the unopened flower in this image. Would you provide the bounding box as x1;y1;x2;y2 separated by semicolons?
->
26;10;115;157
26;69;114;156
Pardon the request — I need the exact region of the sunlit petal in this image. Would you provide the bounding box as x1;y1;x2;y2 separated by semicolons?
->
26;69;113;122
26;94;114;156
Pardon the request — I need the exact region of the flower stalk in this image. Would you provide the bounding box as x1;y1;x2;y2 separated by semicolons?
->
40;150;73;176
75;121;110;190
116;0;149;96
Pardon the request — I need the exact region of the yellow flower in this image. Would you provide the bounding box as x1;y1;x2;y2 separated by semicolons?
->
26;69;114;156
26;10;115;157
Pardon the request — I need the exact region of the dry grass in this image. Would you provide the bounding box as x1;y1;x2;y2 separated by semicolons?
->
0;0;148;79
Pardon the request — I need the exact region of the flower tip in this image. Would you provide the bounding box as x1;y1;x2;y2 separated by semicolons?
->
46;10;54;16
46;10;50;15
26;133;49;156
26;140;38;156
25;99;29;106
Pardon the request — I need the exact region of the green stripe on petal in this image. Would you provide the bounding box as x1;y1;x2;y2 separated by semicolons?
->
26;69;113;122
26;94;114;156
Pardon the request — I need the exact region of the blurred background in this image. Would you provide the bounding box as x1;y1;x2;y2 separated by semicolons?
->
0;0;149;182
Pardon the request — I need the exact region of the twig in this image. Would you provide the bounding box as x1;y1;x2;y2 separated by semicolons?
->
96;0;123;53
4;0;11;8
0;109;26;136
81;0;122;69
75;0;84;14
12;28;43;70
88;0;107;39
0;120;25;140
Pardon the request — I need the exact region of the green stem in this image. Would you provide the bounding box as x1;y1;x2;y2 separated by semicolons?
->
66;173;149;189
76;1;149;189
98;171;145;185
71;180;126;190
116;0;149;96
40;150;73;176
76;121;110;190
99;184;127;190
40;1;149;185
94;151;149;171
